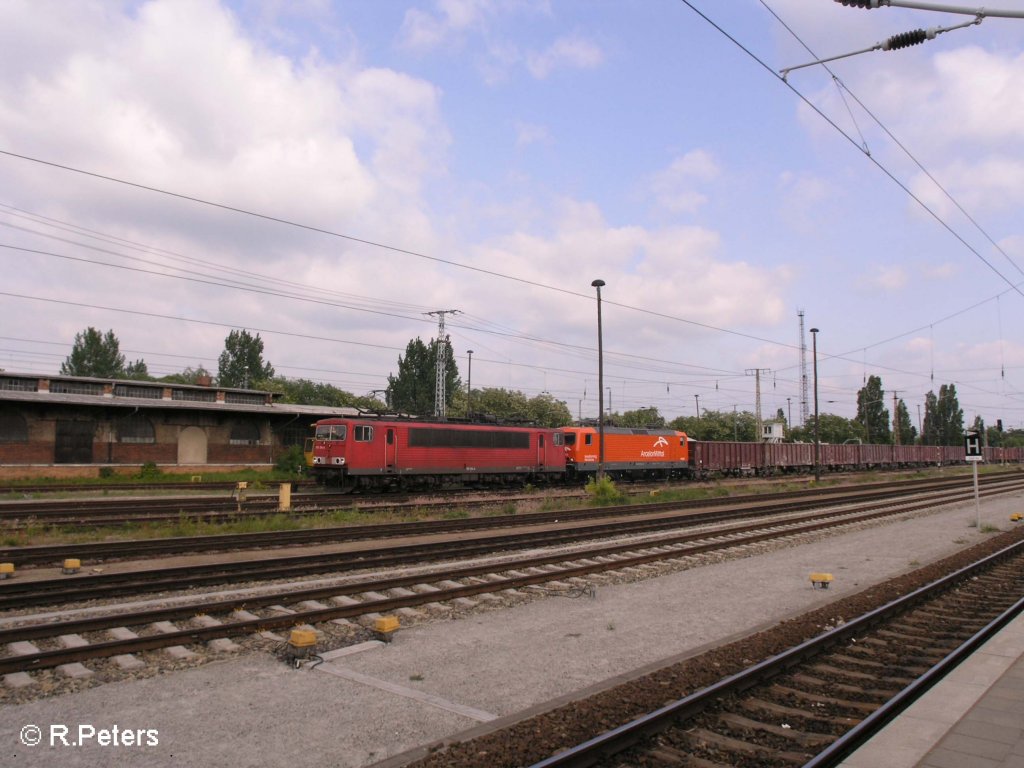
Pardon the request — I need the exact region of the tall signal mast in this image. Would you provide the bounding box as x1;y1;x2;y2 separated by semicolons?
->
798;309;810;426
426;309;460;421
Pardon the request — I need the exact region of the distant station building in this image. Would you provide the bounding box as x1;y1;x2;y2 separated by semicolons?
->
0;371;355;479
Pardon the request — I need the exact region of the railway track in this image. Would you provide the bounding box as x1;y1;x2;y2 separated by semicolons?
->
0;479;312;495
0;471;1011;530
512;538;1024;768
1;480;1021;680
2;474;1018;568
4;478;1023;610
0;490;361;527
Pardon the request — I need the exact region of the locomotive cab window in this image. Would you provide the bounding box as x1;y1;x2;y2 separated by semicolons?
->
563;433;575;446
354;425;374;442
553;433;564;446
315;424;347;441
584;434;593;446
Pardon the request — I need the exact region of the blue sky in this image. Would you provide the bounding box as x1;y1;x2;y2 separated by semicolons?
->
1;0;1022;430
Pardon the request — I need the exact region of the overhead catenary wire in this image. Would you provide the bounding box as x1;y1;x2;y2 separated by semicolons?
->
679;0;1024;302
4;4;1019;421
0;150;799;352
779;17;982;79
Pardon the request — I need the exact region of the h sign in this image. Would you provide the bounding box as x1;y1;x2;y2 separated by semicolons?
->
964;433;982;460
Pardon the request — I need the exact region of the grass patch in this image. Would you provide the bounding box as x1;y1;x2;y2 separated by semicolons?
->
0;467;303;490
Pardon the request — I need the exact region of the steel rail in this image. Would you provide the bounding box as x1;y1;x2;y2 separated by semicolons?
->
5;508;1020;677
1;481;1013;610
526;539;1024;768
2;474;1014;567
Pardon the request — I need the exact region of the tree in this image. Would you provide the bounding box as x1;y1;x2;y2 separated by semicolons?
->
387;337;459;417
1001;428;1024;448
525;392;573;427
124;360;151;380
160;366;212;385
217;330;274;388
61;327;127;378
268;376;385;410
921;391;939;445
619;407;666;429
856;375;890;444
671;410;757;442
923;384;964;446
791;413;862;444
986;419;1005;448
894;399;915;445
970;415;987;450
451;386;571;427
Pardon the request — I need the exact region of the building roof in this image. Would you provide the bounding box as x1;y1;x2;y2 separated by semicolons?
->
0;371;358;420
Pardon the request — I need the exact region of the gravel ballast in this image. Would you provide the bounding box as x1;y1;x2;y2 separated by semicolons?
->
2;491;1022;767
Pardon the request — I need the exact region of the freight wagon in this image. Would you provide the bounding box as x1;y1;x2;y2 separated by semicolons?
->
690;440;1024;479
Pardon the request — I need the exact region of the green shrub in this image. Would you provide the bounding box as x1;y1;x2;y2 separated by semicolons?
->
585;475;623;505
274;445;306;475
137;462;161;480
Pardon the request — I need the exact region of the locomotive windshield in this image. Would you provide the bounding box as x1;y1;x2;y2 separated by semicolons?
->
315;424;347;441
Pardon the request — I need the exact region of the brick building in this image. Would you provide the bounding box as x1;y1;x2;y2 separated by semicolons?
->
0;372;354;479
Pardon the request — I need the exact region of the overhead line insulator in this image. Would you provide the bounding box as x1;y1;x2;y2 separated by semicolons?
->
838;0;883;7
883;28;933;50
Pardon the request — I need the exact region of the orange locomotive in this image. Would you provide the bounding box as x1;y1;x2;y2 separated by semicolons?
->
562;426;690;480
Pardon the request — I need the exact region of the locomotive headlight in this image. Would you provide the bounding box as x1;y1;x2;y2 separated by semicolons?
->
333;457;345;465
313;456;323;465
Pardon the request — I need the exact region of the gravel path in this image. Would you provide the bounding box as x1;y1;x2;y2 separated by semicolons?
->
2;490;1021;768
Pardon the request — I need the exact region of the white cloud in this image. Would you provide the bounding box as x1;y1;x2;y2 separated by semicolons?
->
398;0;494;51
919;261;959;281
862;264;909;293
515;121;552;147
0;0;449;250
525;34;603;79
648;150;719;215
471;199;788;342
802;43;1024;215
910;156;1024;218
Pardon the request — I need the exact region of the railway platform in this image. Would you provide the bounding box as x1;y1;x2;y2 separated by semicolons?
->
840;609;1024;768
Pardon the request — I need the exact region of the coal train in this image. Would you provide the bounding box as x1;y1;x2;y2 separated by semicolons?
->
309;415;1022;491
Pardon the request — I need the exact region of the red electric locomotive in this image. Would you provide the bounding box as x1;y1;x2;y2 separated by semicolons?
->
310;416;566;491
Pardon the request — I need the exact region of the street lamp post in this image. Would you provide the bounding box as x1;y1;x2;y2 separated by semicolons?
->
811;327;820;481
466;350;473;420
592;279;606;481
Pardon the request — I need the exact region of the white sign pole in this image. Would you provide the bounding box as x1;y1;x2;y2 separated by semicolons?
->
965;432;982;529
973;460;980;530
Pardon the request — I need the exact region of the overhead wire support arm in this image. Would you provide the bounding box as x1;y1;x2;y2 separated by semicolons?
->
780;17;980;79
835;0;1024;18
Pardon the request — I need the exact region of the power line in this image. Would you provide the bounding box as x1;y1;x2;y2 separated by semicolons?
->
760;2;1024;281
0;150;800;351
678;0;1024;301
